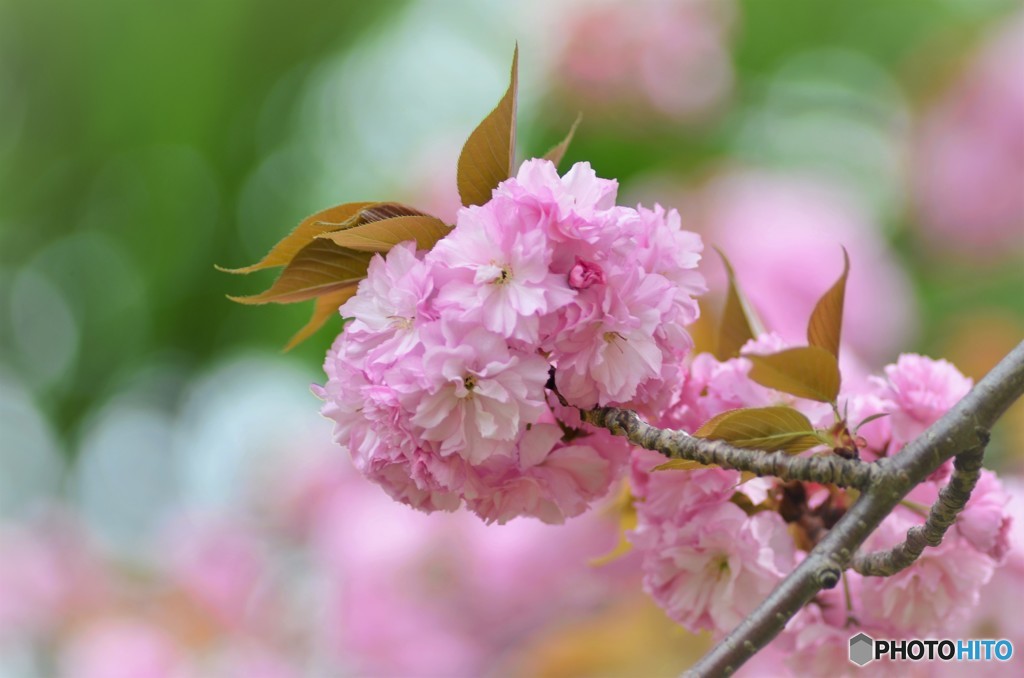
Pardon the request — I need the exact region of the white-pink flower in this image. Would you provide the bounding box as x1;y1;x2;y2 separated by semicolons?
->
339;242;436;367
318;158;704;524
552;266;672;407
431;200;573;342
859;511;995;636
400;319;549;464
633;501;795;633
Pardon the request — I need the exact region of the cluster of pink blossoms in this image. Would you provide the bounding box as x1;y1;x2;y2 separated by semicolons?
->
316;159;705;523
315;157;1015;671
630;339;1014;675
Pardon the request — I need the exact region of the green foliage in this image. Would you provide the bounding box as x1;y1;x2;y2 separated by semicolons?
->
693;406;823;454
746;347;842;404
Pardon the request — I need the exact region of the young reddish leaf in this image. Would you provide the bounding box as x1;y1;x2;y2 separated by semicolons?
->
283;284;359;351
694;406;822;454
227;239;374;305
713;248;764;360
807;247;850;359
853;412;890;435
745;346;842;403
653;459;714;471
317;215;451;253
335;202;429;227
542;113;582;169
456;45;518;207
217;202;373;274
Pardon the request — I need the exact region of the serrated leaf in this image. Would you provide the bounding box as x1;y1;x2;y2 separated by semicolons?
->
283;284;359;351
694;406;822;454
653;459;714;472
457;45;518;207
713;248;764;360
745;346;842;403
217;202;374;274
807;247;849;359
325;202;428;228
317;215;451;252
228;239;374;305
542;113;582;169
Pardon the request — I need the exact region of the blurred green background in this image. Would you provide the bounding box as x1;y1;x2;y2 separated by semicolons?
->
0;1;1022;675
1;0;1021;460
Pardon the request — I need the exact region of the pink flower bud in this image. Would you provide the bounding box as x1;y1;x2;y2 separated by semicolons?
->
568;257;606;290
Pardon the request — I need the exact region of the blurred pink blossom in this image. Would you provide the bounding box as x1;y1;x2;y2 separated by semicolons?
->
163;514;269;632
284;451;633;678
689;171;917;366
0;516;105;640
913;12;1024;258
60;619;189;678
555;0;735;124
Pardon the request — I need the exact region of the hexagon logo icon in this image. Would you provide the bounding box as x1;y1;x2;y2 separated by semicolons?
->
849;632;874;666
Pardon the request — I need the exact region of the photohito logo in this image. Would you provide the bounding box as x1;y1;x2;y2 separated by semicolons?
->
849;633;873;666
848;633;1013;667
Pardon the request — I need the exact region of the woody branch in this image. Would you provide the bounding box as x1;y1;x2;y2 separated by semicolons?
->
584;340;1024;677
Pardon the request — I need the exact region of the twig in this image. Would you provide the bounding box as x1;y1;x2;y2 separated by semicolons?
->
851;446;985;576
684;340;1024;676
580;407;876;489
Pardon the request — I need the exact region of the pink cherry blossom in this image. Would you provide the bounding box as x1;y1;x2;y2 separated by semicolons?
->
632;501;795;633
957;470;1012;562
843;392;894;460
873;354;973;444
430;201;573;342
339;241;436;366
950;477;1024;654
630;447;742;524
554;0;735;124
317;158;704;523
568;256;605;290
401;319;549;463
659;333;832;433
468;422;631;525
859;510;995;636
913;12;1024;258
552;265;672;407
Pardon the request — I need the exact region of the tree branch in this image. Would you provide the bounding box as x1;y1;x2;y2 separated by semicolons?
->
685;340;1024;676
580;407;876;488
851;445;985;576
